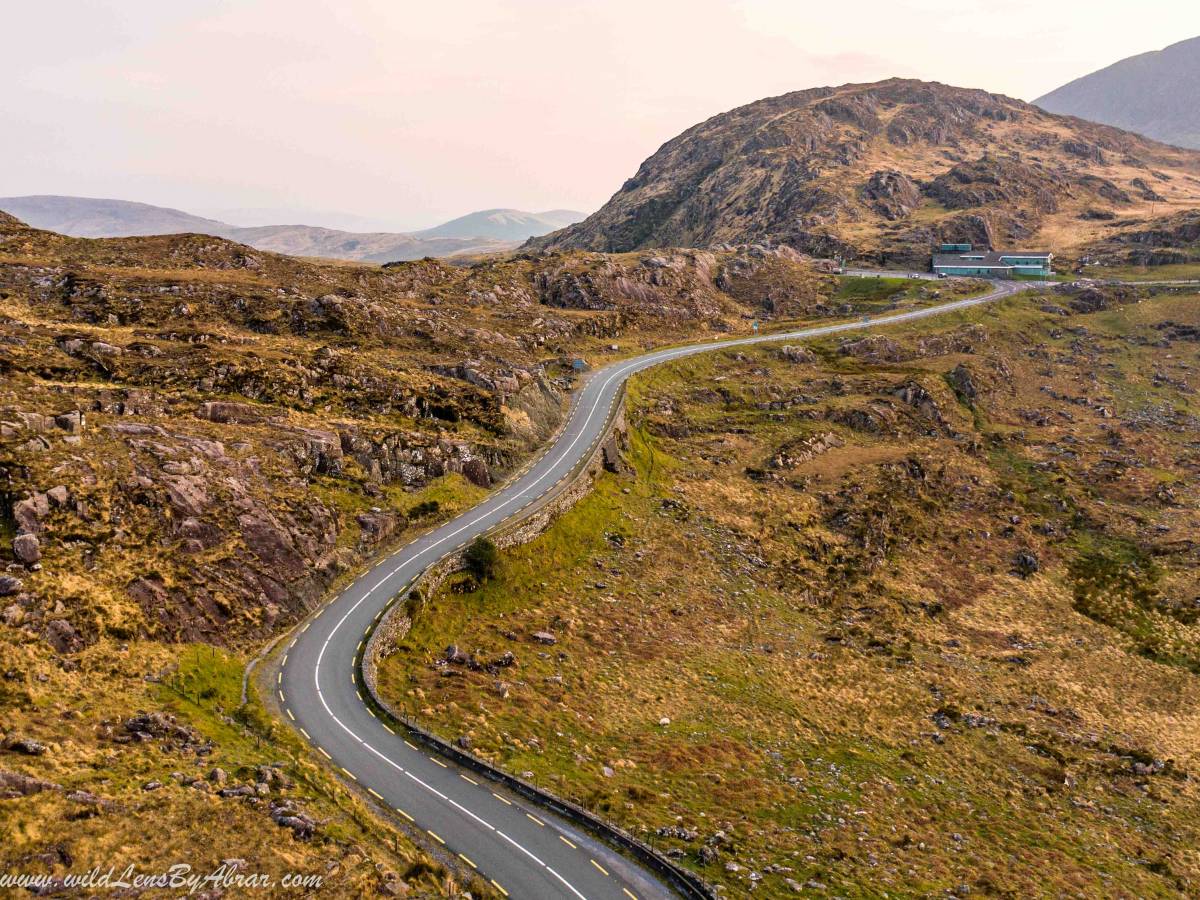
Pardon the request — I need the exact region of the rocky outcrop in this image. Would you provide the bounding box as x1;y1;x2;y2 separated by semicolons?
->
862;171;921;220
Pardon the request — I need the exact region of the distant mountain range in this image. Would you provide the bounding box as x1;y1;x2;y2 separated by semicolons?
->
1035;36;1200;149
413;208;586;242
527;78;1200;265
0;196;584;263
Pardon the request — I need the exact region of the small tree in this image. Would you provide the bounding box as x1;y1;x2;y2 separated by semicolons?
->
464;536;499;582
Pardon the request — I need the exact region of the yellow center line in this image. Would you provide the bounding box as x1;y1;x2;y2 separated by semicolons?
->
526;813;545;827
427;830;445;845
492;792;512;805
559;835;577;849
457;853;477;869
590;859;609;876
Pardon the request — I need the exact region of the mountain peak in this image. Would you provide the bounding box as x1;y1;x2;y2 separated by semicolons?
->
528;77;1200;263
1035;36;1200;149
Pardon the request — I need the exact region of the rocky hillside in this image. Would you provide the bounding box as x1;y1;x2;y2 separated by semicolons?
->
0;214;868;891
1037;36;1200;150
0;214;851;654
529;79;1200;266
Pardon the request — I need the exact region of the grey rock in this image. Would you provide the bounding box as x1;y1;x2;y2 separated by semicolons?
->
13;533;41;564
0;575;23;597
3;736;48;756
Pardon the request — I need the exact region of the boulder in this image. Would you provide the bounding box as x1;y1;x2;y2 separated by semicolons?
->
13;533;41;564
195;401;266;424
2;736;48;756
0;575;23;596
45;619;82;654
779;345;816;364
13;493;50;533
532;631;557;645
54;411;85;433
1014;550;1040;578
0;769;61;798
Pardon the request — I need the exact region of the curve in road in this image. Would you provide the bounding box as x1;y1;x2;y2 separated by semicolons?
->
278;279;1027;899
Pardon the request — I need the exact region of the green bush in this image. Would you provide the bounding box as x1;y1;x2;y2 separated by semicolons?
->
463;536;499;581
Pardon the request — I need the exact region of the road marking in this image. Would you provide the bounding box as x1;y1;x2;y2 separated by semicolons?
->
356;690;364;703
367;708;377;719
559;835;577;849
526;813;545;827
278;690;285;703
281;654;288;666
490;880;509;897
277;672;282;685
430;757;448;768
299;727;310;739
405;740;419;750
590;859;609;876
457;853;477;869
623;889;639;899
395;807;414;822
460;774;478;785
381;722;395;734
492;792;512;805
318;747;332;759
367;787;383;800
341;767;357;781
426;829;445;845
286;708;295;721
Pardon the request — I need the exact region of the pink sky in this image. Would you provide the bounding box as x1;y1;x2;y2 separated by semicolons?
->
4;0;1197;229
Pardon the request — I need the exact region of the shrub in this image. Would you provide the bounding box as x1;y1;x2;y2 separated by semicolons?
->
463;536;499;582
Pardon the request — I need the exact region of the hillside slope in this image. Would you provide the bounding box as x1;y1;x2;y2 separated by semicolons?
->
1036;37;1200;150
529;78;1200;265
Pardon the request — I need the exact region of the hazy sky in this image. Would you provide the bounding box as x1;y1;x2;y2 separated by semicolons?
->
4;1;1197;230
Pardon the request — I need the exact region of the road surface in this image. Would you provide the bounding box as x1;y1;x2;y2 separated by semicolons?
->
277;278;1028;899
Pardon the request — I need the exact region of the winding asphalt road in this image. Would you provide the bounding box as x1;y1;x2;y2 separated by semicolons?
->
277;278;1028;899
